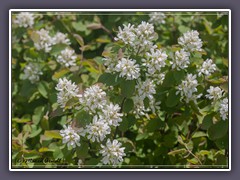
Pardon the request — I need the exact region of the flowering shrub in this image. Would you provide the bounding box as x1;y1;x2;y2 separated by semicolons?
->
11;11;229;169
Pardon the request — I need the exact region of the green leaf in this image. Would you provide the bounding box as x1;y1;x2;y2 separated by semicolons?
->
49;108;64;118
200;114;214;130
162;71;175;87
136;133;149;141
173;70;185;84
189;101;202;115
146;118;165;132
122;98;134;113
44;130;62;139
32;106;45;125
208;120;228;140
215;133;228;149
29;127;42;138
52;68;70;80
23;150;41;159
98;73;120;86
163;131;178;148
168;148;186;156
76;142;89;157
50;44;68;55
53;147;64;159
75;110;92;127
37;82;48;99
12;118;31;123
119;116;129;132
73;34;84;47
192;131;207;139
166;89;180;107
120;80;135;97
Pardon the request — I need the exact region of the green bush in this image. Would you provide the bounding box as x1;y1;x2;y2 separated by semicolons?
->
11;11;229;169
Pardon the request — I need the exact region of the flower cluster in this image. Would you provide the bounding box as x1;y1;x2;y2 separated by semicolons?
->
23;62;43;83
57;48;77;68
78;84;107;113
115;58;140;80
143;48;168;75
53;32;71;45
177;74;202;103
178;30;202;52
55;78;79;109
14;12;35;28
205;86;228;120
219;98;228;120
149;12;166;25
198;59;217;77
60;125;81;148
34;28;55;53
205;86;224;103
86;115;111;142
100;139;126;166
115;21;157;54
171;49;190;70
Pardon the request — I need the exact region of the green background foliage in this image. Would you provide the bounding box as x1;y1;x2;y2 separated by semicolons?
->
11;11;229;169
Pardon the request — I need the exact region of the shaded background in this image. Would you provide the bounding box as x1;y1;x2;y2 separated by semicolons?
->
0;0;238;179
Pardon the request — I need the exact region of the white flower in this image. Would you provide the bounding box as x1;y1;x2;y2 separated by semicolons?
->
135;21;156;52
178;30;202;52
115;58;140;80
86;115;111;142
78;159;84;168
34;29;54;52
114;23;136;45
23;62;43;83
53;32;71;45
219;98;228;120
143;48;168;75
198;59;217;77
79;84;107;113
136;79;156;101
102;57;118;73
14;12;34;28
60;125;81;148
132;96;150;119
171;49;190;70
177;74;201;103
56;78;79;109
205;86;224;102
149;12;166;25
100;139;126;166
101;103;123;127
136;21;155;38
115;22;156;54
57;48;77;68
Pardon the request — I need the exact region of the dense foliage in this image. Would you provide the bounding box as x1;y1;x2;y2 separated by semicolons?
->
11;11;229;169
